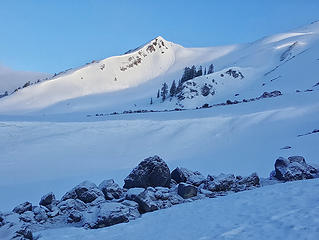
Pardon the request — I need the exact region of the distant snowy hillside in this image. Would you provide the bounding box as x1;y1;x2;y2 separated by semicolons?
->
0;21;318;115
0;64;50;97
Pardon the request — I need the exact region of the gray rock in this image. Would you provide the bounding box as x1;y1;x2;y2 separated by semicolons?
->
124;188;145;201
134;188;159;213
57;199;87;212
39;192;56;206
19;211;35;223
75;181;104;203
89;202;140;229
67;210;82;223
273;156;318;181
205;174;236;192
15;227;33;240
177;183;197;199
33;206;48;222
13;202;32;214
62;181;104;203
171;167;206;186
99;179;123;200
124;155;171;189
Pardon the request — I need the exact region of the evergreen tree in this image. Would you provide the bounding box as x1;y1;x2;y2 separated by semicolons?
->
161;82;168;101
190;65;196;79
157;89;160;98
181;67;191;83
150;98;153;105
169;80;177;97
204;67;207;75
175;80;183;95
207;64;214;74
195;66;203;77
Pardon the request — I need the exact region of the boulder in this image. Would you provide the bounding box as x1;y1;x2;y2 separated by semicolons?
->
19;211;35;223
13;202;32;214
125;188;145;201
123;155;171;189
39;192;56;206
15;227;33;240
205;174;236;192
89;202;140;229
99;179;123;200
57;199;87;213
235;173;260;191
177;183;197;199
61;181;104;203
134;188;159;213
171;167;206;186
33;206;48;222
273;156;318;181
67;210;82;223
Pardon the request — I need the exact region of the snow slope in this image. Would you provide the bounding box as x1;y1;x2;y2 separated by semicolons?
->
0;21;318;115
37;178;319;240
0;64;50;95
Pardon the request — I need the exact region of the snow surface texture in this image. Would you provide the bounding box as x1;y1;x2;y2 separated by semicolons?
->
37;179;319;240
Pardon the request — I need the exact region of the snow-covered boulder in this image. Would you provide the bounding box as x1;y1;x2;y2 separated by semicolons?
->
19;211;35;223
134;188;160;213
88;202;140;229
171;167;206;186
13;202;32;214
14;227;33;240
57;199;87;213
205;174;236;192
67;210;83;223
123;155;171;189
33;206;48;222
61;181;104;203
39;192;56;207
177;183;198;199
272;156;318;181
204;173;260;193
99;179;123;200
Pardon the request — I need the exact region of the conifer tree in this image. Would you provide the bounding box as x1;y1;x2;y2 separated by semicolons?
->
161;82;168;101
170;80;177;97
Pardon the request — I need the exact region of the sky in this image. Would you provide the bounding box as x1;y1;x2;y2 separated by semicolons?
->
0;0;318;74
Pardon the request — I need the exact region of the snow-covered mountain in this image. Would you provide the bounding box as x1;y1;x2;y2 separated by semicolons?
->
0;21;319;240
1;21;318;115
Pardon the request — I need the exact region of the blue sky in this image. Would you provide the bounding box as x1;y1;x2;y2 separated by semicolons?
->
0;0;318;73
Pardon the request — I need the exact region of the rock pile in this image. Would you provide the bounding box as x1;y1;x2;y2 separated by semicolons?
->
8;154;315;239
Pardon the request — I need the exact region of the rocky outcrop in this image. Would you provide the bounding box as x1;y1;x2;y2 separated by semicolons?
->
123;155;171;189
271;156;318;181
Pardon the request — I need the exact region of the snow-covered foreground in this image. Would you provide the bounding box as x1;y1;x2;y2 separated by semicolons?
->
0;91;318;211
37;179;319;240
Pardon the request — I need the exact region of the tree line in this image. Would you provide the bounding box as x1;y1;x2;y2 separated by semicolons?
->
153;63;214;103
